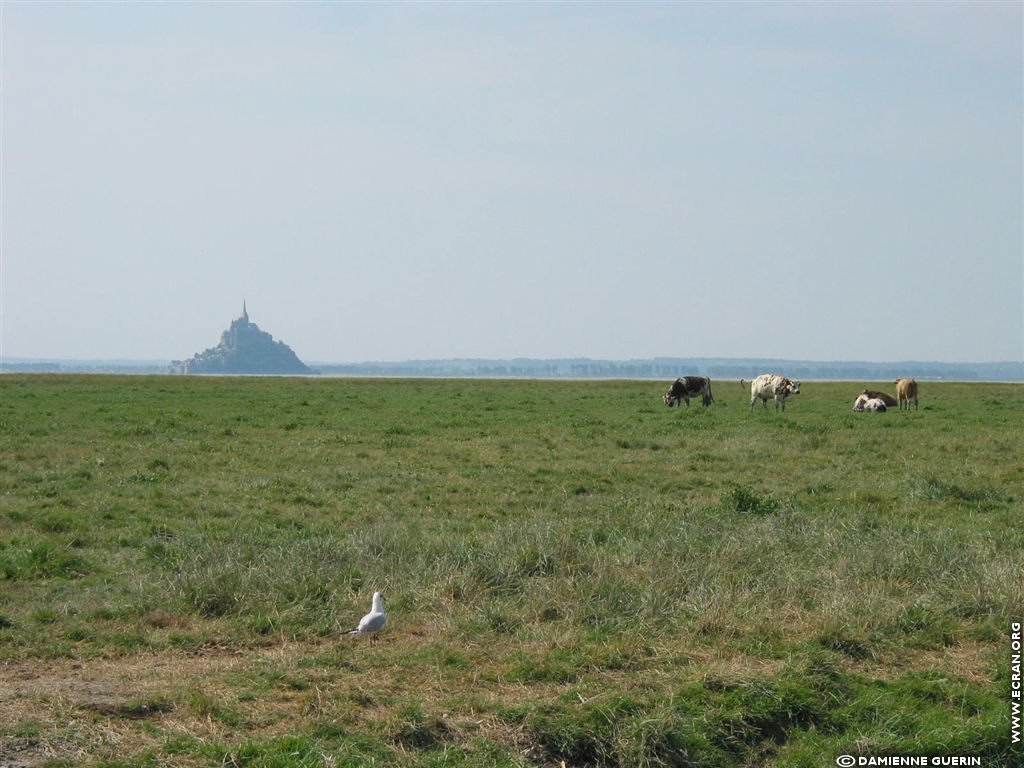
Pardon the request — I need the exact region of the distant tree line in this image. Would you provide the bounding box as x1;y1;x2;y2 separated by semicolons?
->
313;358;1024;381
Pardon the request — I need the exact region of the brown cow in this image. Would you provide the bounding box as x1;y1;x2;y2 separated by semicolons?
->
861;389;898;407
895;378;918;410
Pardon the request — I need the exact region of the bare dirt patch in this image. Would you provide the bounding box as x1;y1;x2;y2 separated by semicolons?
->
0;643;309;766
851;639;998;685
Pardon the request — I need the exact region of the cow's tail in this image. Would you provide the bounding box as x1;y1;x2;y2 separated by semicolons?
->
739;379;746;391
706;378;715;405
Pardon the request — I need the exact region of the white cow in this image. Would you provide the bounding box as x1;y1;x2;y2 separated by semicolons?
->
853;394;887;412
749;374;801;412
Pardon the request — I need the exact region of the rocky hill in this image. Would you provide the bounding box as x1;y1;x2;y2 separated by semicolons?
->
170;305;314;375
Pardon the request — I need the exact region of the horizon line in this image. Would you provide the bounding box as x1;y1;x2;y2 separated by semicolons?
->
2;355;1022;367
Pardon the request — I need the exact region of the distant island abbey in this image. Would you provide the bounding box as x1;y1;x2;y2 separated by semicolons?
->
170;304;314;375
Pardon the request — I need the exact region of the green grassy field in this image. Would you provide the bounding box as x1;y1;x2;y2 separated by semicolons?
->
1;374;1021;767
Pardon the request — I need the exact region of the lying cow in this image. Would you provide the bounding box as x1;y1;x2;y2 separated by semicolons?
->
749;374;800;411
861;389;898;407
853;394;887;412
895;378;918;410
664;376;714;407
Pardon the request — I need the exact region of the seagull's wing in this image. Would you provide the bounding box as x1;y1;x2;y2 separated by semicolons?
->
345;612;371;635
359;611;387;634
346;610;387;635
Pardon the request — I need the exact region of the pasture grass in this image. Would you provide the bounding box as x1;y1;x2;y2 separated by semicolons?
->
0;374;1021;767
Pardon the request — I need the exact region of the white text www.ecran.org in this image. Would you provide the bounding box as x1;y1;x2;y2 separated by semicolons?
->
1011;622;1021;744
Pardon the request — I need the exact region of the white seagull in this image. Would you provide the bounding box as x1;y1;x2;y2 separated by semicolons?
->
345;591;387;638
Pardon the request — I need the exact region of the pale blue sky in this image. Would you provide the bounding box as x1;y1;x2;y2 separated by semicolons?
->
2;1;1021;363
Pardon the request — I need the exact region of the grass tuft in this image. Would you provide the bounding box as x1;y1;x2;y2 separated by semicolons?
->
722;485;779;515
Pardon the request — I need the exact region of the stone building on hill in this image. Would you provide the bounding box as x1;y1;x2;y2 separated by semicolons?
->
170;303;315;375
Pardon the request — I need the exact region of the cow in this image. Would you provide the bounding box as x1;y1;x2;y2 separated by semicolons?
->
748;374;800;411
664;376;714;408
853;394;887;412
895;378;918;410
861;389;898;407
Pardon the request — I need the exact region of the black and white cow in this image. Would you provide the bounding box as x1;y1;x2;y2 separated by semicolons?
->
664;376;715;408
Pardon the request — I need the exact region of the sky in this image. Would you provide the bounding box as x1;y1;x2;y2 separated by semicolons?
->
2;1;1021;364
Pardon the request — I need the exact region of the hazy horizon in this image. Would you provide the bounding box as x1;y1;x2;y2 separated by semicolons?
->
3;2;1021;365
3;346;1022;369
